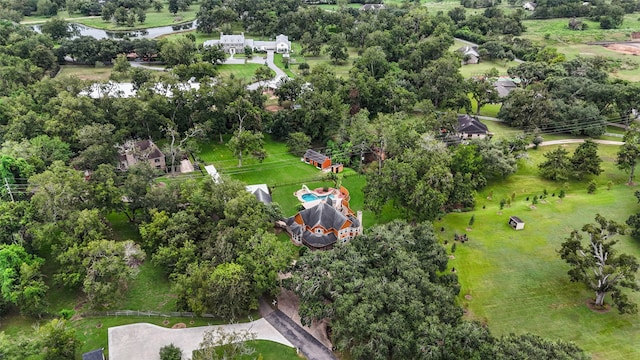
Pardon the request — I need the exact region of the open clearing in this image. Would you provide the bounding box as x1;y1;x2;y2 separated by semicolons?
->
437;144;640;359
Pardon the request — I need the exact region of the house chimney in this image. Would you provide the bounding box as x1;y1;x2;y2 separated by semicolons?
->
357;211;363;232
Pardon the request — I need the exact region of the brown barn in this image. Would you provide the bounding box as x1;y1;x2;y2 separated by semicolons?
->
303;149;332;170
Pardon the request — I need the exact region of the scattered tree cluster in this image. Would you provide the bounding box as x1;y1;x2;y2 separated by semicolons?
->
288;221;589;359
538;140;603;181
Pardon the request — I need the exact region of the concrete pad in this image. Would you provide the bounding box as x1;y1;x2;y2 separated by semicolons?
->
108;319;293;360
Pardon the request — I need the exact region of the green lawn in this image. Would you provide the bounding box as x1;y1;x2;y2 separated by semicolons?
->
198;134;326;186
198;135;401;226
436;144;640;360
74;2;198;30
239;340;302;360
522;15;640;44
57;65;113;81
217;63;264;83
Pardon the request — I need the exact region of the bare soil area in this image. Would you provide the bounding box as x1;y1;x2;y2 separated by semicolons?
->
605;43;640;55
277;288;333;349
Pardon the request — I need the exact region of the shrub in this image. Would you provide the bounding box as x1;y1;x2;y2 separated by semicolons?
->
160;344;182;360
451;243;457;253
587;180;597;194
59;309;75;320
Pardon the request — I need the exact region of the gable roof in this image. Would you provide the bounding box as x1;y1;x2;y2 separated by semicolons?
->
299;202;349;231
246;184;272;204
220;33;245;44
304;149;329;163
253;188;272;204
361;3;385;10
457;45;479;58
82;349;105;360
493;79;518;98
136;139;163;159
276;34;289;44
287;202;353;248
457;115;489;134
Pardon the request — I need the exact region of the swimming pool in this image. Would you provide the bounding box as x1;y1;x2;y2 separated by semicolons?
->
301;193;335;202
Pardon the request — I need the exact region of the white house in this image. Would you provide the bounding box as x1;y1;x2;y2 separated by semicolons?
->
457;46;480;65
204;33;291;54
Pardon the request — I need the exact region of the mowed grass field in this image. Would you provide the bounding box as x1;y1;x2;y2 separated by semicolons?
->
436;144;640;359
522;14;640;44
198;135;400;227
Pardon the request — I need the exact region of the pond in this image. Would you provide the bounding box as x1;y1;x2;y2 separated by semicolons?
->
32;21;197;40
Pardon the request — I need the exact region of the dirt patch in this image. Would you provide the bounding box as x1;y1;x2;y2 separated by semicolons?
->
448;255;455;259
464;294;472;301
162;319;170;326
585;299;612;313
277;288;333;349
171;322;187;329
95;323;103;328
465;227;472;231
265;105;283;112
604;43;640;55
530;205;537;209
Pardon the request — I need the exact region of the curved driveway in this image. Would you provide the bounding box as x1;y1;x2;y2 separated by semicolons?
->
108;319;292;360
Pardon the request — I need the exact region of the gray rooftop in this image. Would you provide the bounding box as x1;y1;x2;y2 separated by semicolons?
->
252;188;272;204
458;115;488;134
304;149;329;163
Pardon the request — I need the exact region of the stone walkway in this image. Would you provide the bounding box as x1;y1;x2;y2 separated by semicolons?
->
107;319;292;360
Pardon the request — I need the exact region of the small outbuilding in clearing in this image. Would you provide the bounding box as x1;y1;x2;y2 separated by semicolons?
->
509;216;525;230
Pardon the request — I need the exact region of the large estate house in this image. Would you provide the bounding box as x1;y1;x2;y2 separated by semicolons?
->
285;187;362;250
204;33;291;55
117;139;166;171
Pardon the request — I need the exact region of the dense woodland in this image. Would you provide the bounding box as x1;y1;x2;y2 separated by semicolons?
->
0;0;640;358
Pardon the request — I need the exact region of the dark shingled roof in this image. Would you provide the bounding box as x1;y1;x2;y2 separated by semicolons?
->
303;230;338;248
457;115;488;134
252;188;272;204
82;349;104;360
299;202;349;231
304;149;329;163
287;202;354;249
510;216;524;223
137;139;163;159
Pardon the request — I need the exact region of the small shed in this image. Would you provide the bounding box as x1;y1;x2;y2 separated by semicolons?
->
509;216;525;230
303;149;332;170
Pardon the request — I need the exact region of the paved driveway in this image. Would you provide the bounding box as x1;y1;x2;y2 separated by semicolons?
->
108;319;292;360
